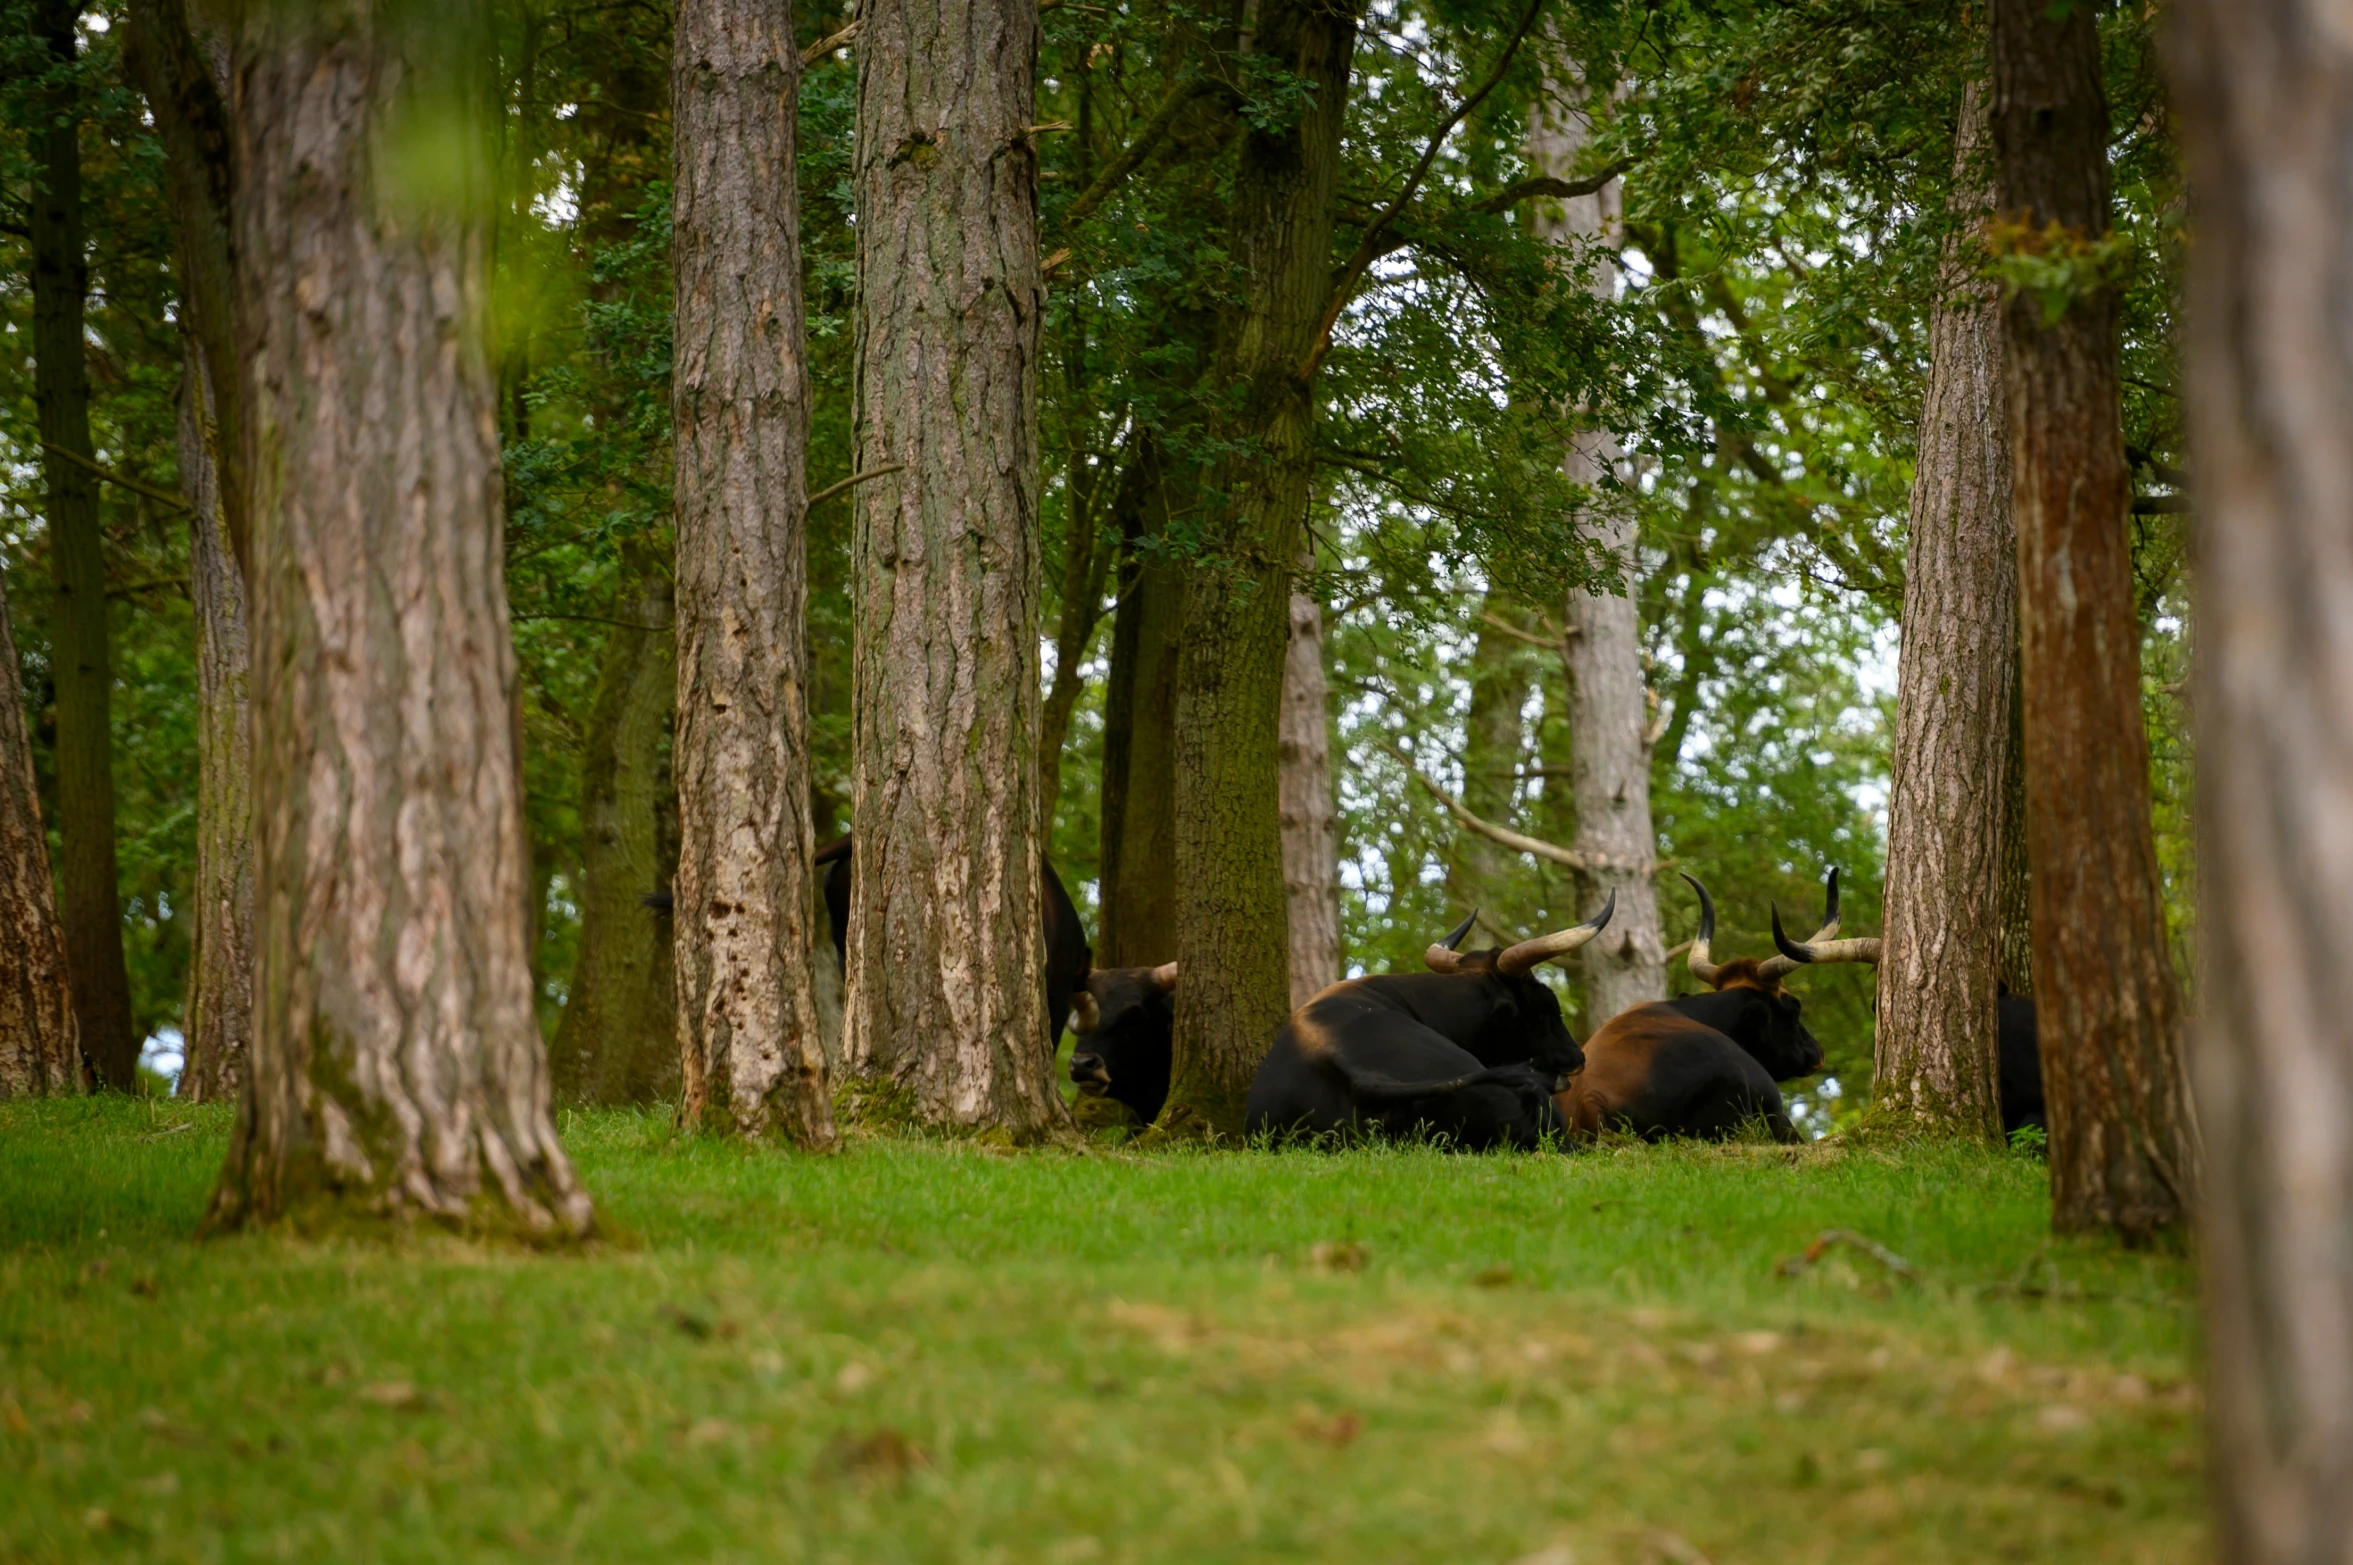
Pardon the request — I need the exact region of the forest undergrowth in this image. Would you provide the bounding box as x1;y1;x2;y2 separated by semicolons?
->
0;1098;2201;1563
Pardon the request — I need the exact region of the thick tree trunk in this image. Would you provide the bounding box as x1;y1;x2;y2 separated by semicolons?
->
1160;0;1360;1137
1529;80;1662;1025
31;0;137;1091
844;0;1061;1137
551;562;677;1105
1449;596;1535;918
2168;6;2353;1558
1991;0;2192;1237
175;352;253;1105
1097;446;1183;968
1279;587;1339;1007
1872;82;2013;1138
670;0;836;1146
208;0;589;1236
0;569;80;1098
1996;649;2034;996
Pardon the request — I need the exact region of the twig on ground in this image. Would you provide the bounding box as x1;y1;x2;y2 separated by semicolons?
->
1777;1228;1917;1283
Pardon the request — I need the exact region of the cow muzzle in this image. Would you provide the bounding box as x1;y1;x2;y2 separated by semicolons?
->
1069;1051;1112;1095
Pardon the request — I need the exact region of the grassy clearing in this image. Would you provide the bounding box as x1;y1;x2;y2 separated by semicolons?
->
2;1098;2201;1564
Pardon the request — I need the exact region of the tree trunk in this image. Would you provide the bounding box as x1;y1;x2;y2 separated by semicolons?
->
1097;444;1183;967
1991;0;2192;1237
208;0;589;1236
1039;445;1110;823
126;0;254;1104
551;561;677;1105
1528;78;1663;1025
0;567;80;1098
1280;586;1339;1007
31;0;137;1091
843;0;1062;1138
670;0;836;1146
1996;648;2034;996
1449;595;1534;918
174;349;253;1105
2168;6;2353;1557
1160;0;1360;1138
1872;81;2013;1139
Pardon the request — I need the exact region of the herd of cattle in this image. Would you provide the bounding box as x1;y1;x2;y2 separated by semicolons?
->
794;843;2047;1148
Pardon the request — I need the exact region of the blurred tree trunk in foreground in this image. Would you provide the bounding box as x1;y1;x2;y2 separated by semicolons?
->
1991;0;2191;1238
209;0;589;1237
670;0;835;1144
0;568;80;1098
1279;584;1339;1007
845;0;1063;1137
2169;2;2353;1557
1528;62;1662;1024
31;0;137;1091
1097;444;1183;969
125;0;254;1104
1873;80;2013;1140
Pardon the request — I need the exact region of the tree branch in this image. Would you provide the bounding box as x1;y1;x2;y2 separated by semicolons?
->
800;21;857;66
41;442;189;512
1296;0;1550;384
807;463;906;509
1058;74;1217;231
1398;749;1652;876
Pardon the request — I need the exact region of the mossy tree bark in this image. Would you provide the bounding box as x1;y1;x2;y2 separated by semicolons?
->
551;558;678;1105
843;0;1063;1137
1279;585;1339;1007
1448;596;1535;920
2169;4;2353;1556
31;0;137;1091
126;0;253;1104
1528;76;1662;1025
1097;442;1184;968
670;0;836;1145
0;568;79;1098
1991;0;2192;1237
208;0;589;1236
1873;82;2013;1139
1160;0;1361;1137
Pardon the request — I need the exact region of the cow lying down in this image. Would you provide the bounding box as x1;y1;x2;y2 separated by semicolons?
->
1244;896;1617;1149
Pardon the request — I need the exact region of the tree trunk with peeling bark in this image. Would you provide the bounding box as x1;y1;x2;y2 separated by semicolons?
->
32;0;137;1091
1160;0;1360;1137
1873;82;2013;1139
0;568;79;1098
671;0;836;1145
843;0;1062;1137
1528;77;1662;1025
2168;4;2353;1557
1992;0;2192;1237
552;561;677;1105
1098;445;1183;968
1279;587;1339;1007
208;0;589;1236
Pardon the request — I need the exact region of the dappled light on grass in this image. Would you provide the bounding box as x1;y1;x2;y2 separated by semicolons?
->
0;1100;2200;1562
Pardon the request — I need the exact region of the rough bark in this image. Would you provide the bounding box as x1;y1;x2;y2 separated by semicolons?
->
1279;587;1339;1007
1097;445;1183;967
1449;596;1535;917
1160;0;1360;1137
31;0;137;1091
551;562;677;1105
1872;82;2014;1139
0;568;79;1098
1528;76;1663;1026
174;349;253;1105
1996;648;2034;996
843;0;1062;1137
671;0;836;1146
1991;0;2192;1236
208;0;589;1236
2168;5;2353;1558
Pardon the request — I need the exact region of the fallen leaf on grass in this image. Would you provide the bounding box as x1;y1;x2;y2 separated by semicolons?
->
1309;1240;1368;1273
359;1381;421;1410
827;1427;926;1481
1648;1530;1714;1565
834;1361;877;1394
1776;1229;1916;1283
1511;1547;1577;1565
1293;1410;1361;1447
1472;1265;1516;1289
2037;1403;2091;1434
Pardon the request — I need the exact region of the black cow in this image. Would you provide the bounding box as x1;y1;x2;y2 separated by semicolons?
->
1243;897;1616;1149
1564;872;1865;1143
1068;963;1179;1127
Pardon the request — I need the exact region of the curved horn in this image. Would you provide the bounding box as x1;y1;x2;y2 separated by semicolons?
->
1424;908;1479;973
1681;873;1725;985
1758;902;1883;979
1148;961;1180;991
1071;990;1101;1034
1495;890;1616;977
1806;867;1843;944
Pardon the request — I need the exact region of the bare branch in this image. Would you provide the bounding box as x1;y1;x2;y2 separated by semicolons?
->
41;442;189;512
1058;74;1218;231
807;463;906;510
1398;749;1652;876
800;20;856;67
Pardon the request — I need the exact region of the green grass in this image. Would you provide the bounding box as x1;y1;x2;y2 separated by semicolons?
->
1;1098;2202;1563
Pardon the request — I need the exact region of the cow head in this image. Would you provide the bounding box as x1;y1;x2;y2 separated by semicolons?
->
1678;871;1856;1081
1420;894;1616;1085
1068;962;1178;1127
